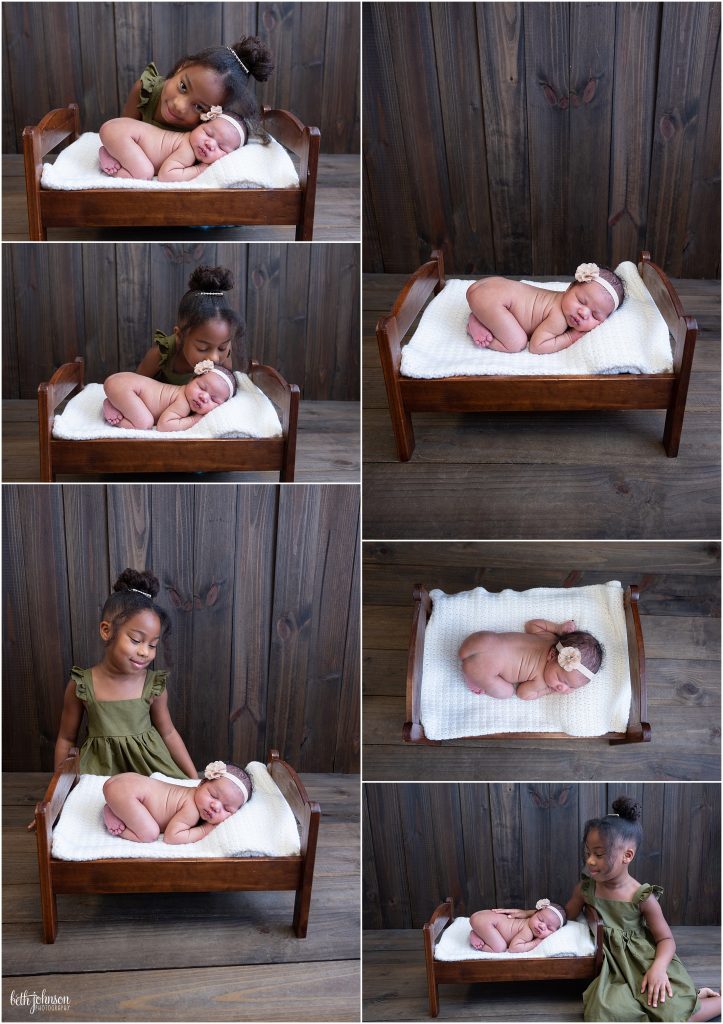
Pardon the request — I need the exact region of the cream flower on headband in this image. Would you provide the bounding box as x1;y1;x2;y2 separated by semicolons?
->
557;646;583;672
194;359;215;376
575;263;600;283
200;105;223;122
536;899;551;910
204;760;227;780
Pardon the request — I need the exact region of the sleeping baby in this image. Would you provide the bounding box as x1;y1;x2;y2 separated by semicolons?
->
469;899;567;953
98;107;245;182
466;262;624;354
103;360;236;432
102;760;251;844
459;618;603;700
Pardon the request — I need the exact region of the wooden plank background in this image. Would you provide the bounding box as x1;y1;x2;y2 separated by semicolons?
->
2;2;359;155
363;2;720;277
1;243;359;400
363;783;721;928
2;483;360;773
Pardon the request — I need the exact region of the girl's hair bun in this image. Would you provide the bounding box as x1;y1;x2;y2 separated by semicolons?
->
113;568;159;600
188;265;234;294
232;36;275;83
611;795;641;822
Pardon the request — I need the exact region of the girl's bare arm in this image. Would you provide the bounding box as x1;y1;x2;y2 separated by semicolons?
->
54;681;85;769
121;79;143;120
136;347;164;378
565;882;585;921
156;395;203;432
149;690;197;777
639;895;676;1007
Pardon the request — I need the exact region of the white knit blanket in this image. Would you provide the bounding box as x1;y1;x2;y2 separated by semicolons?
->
434;916;595;961
41;132;299;191
51;763;301;860
52;372;282;440
420;582;632;740
400;262;672;377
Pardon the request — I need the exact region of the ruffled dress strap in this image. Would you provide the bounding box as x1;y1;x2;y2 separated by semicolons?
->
632;882;664;908
152;331;193;385
579;874;594;900
71;666;93;702
137;63;165;125
144;669;169;702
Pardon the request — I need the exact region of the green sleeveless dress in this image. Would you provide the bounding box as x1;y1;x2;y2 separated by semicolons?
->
72;666;189;778
581;877;699;1022
152;330;194;385
137;63;185;132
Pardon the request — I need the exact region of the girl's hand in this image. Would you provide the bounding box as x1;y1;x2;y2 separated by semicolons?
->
490;908;532;919
641;967;673;1008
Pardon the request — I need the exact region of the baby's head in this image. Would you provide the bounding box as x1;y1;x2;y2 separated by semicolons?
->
189;109;245;163
529;899;567;938
561;263;625;333
100;568;172;665
185;361;237;414
194;760;252;825
543;630;603;693
175;266;246;371
582;795;642;880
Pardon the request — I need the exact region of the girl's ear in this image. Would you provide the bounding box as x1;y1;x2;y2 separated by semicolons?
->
623;846;636;865
173;325;181;339
99;619;113;642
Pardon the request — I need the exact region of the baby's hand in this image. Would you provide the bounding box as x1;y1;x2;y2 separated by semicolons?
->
561;619;576;633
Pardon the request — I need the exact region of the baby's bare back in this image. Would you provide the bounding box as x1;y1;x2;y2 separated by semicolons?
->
482;910;534;946
130;122;193;171
130;375;183;419
460;630;548;685
132;776;197;830
504;281;566;336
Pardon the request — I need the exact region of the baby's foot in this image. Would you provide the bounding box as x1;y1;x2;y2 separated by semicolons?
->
102;398;123;426
469;930;486;950
463;673;483;696
103;804;126;836
467;313;493;348
99;146;121;176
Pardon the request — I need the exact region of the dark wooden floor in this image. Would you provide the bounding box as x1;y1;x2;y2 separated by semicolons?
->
362;541;721;781
362;928;721;1022
2;399;360;484
2;153;359;242
363;275;720;539
2;771;360;1022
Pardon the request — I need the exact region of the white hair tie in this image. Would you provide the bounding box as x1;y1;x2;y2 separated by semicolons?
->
204;761;249;803
536;898;565;928
574;263;620;310
556;642;596;680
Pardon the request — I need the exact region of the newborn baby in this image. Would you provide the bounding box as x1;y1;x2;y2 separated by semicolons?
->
469;900;567;953
466;262;624;354
99;106;244;182
102;760;252;844
103;360;236;431
459;618;603;700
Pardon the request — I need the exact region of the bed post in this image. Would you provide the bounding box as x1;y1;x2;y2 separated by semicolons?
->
611;585;651;745
22;104;80;241
295;126;320;241
281;385;300;483
403;585;440;744
423;897;454;1017
35;748;80;942
377;313;416;461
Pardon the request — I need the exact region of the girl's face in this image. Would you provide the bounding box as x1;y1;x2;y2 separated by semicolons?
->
584;827;634;881
194;777;245;824
175;317;233;370
160;64;226;128
100;608;161;674
185;373;231;414
561;281;615;333
529;908;561;938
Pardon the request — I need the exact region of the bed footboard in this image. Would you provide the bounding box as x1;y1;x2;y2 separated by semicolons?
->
23;104;80;241
262;108;320;241
250;362;300;482
37;357;85;481
35;749;80;942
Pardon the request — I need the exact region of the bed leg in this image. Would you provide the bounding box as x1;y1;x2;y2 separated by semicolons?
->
36;806;58;942
662;401;683;457
428;979;440;1018
293;800;320;937
377;316;415;461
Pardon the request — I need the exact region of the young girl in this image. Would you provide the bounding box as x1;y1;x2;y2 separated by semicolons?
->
103;760;252;845
136;266;246;386
103;361;237;431
469;898;567;953
122;37;274;138
98;108;245;181
54;569;196;779
466;262;625;354
459;618;604;700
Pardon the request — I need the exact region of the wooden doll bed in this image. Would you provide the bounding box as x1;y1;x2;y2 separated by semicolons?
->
23;103;320;240
377;251;697;459
404;584;651;745
423;897;604;1017
37;356;299;481
35;748;320;943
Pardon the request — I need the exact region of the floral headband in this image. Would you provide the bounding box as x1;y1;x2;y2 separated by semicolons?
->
556;642;596;680
194;360;235;399
199;106;244;144
204;761;249;802
574;263;620;310
535;898;565;928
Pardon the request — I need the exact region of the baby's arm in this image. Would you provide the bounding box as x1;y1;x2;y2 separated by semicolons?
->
163;806;215;845
508;927;544;953
525;619;576;635
516;679;556;701
528;317;584;355
157;141;207;182
156;394;204;432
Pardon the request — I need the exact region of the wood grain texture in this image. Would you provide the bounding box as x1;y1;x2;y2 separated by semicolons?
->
2;484;359;773
363;2;720;276
363;783;721;929
4;2;358;155
2;243;359;401
362;542;720;782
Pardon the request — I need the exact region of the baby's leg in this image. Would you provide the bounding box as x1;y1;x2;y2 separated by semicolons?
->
99;119;155;180
102;776;160;843
461;653;516;699
103;373;155;429
469;911;508;952
466;279;528;353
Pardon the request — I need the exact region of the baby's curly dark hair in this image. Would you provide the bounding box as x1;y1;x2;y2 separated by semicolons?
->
556;629;604;675
199;762;252;804
177;266;247;370
101;569;172;662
